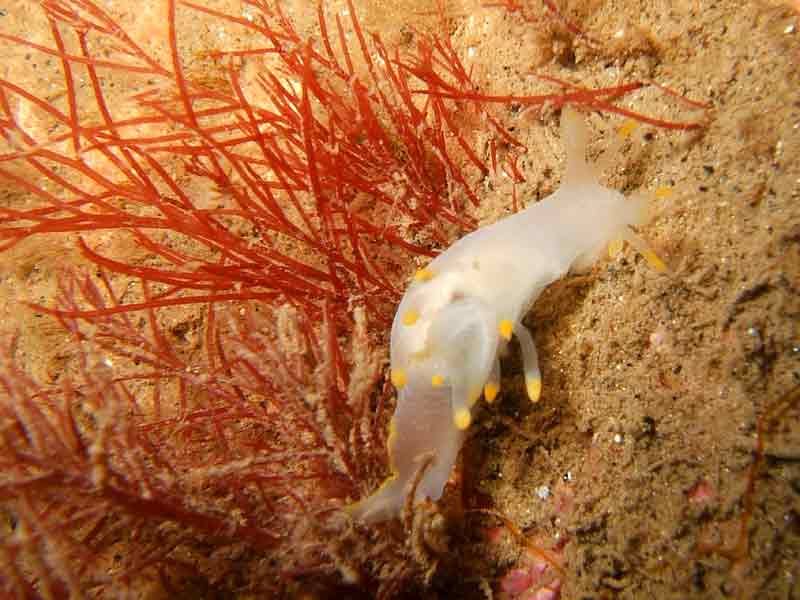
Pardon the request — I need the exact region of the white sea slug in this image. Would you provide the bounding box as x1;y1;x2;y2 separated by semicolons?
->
349;107;664;523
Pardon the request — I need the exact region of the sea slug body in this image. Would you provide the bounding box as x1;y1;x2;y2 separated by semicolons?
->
350;107;661;523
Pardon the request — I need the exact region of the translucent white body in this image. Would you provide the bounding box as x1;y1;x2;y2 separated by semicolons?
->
349;108;649;523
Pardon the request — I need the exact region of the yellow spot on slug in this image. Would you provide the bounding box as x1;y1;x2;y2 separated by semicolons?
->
526;377;542;403
484;382;500;403
608;237;624;259
402;310;419;326
499;319;513;341
618;120;638;139
391;369;407;389
431;374;445;387
655;186;673;199
414;268;433;282
454;408;471;430
642;249;668;273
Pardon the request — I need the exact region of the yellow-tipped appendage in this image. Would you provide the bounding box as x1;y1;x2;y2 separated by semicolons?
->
499;319;513;341
624;228;669;274
484;382;500;403
402;309;419;326
431;374;445;387
390;369;407;389
609;236;667;272
513;323;542;405
414;268;434;282
454;408;471;430
526;377;542;403
484;356;501;403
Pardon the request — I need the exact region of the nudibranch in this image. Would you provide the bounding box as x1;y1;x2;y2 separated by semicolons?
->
349;107;664;523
